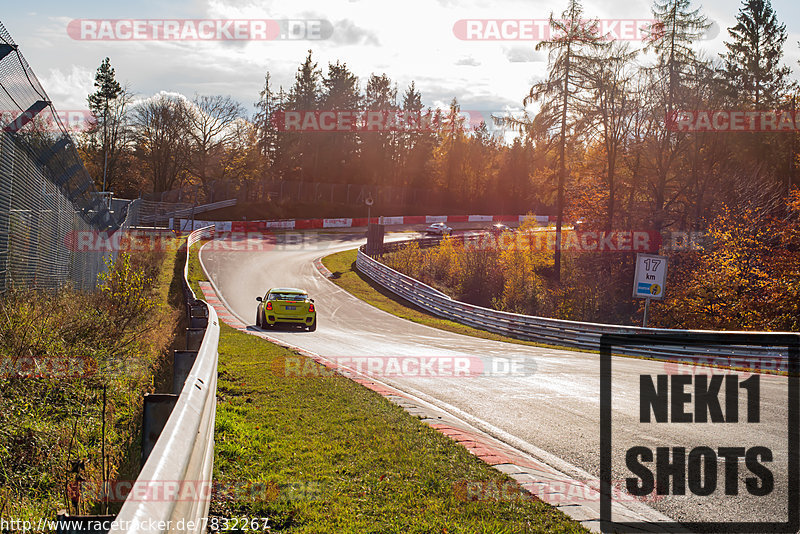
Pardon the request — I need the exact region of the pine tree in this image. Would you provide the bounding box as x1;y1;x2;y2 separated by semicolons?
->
643;0;710;231
646;0;710;117
88;58;122;116
289;50;321;110
721;0;790;108
363;74;398;185
88;57;123;192
525;0;608;280
321;61;360;182
287;51;322;181
323;61;360;110
400;82;434;189
253;73;278;167
402;82;422;113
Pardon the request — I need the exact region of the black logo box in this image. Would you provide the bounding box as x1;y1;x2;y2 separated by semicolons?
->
600;333;799;533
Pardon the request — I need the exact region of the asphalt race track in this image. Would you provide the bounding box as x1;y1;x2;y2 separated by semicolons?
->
200;231;793;530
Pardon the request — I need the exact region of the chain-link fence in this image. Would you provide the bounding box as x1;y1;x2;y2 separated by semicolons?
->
0;20;121;293
117;199;191;228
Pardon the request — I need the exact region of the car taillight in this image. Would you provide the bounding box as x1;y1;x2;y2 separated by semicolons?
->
266;301;273;311
308;303;315;312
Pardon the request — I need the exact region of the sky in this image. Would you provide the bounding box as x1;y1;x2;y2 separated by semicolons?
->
2;0;800;123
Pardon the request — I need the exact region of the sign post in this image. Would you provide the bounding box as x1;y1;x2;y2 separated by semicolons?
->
365;195;373;223
632;253;668;327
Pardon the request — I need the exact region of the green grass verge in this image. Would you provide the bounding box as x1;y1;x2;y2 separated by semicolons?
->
189;244;588;532
187;239;205;299
321;249;583;352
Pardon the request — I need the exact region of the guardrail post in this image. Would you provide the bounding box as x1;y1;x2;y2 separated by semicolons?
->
185;327;206;350
190;304;208;328
172;350;198;395
141;393;177;466
190;303;207;316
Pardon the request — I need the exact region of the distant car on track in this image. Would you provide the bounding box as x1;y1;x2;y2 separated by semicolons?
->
425;222;452;236
256;287;317;331
486;223;513;235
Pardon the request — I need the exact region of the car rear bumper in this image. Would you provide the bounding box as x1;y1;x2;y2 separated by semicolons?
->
265;314;315;325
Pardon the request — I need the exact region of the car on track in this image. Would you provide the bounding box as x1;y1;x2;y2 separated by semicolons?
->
256;287;317;331
486;223;513;235
425;222;453;236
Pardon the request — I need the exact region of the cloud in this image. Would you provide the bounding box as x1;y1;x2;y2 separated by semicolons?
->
455;56;480;66
503;46;542;63
330;19;380;46
39;65;95;110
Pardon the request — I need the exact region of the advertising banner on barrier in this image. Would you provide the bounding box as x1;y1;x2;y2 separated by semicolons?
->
179;219;231;232
175;214;556;233
264;220;296;229
322;218;352;228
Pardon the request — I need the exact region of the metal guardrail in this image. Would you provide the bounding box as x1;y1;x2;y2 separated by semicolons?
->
110;225;218;534
357;238;791;371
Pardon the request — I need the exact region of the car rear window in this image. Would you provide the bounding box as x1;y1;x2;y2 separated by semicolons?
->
269;292;307;301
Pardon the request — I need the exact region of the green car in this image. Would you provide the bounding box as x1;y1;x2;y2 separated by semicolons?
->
256;287;317;331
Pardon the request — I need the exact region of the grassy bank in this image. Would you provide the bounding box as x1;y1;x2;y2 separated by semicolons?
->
189;244;587;532
0;249;183;523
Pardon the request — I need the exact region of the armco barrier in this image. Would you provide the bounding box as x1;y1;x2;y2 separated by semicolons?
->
175;213;550;233
356;239;791;372
109;226;218;534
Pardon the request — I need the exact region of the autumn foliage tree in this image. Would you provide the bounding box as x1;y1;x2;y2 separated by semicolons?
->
652;193;800;330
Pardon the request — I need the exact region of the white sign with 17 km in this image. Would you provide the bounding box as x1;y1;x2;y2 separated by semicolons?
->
633;253;667;299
